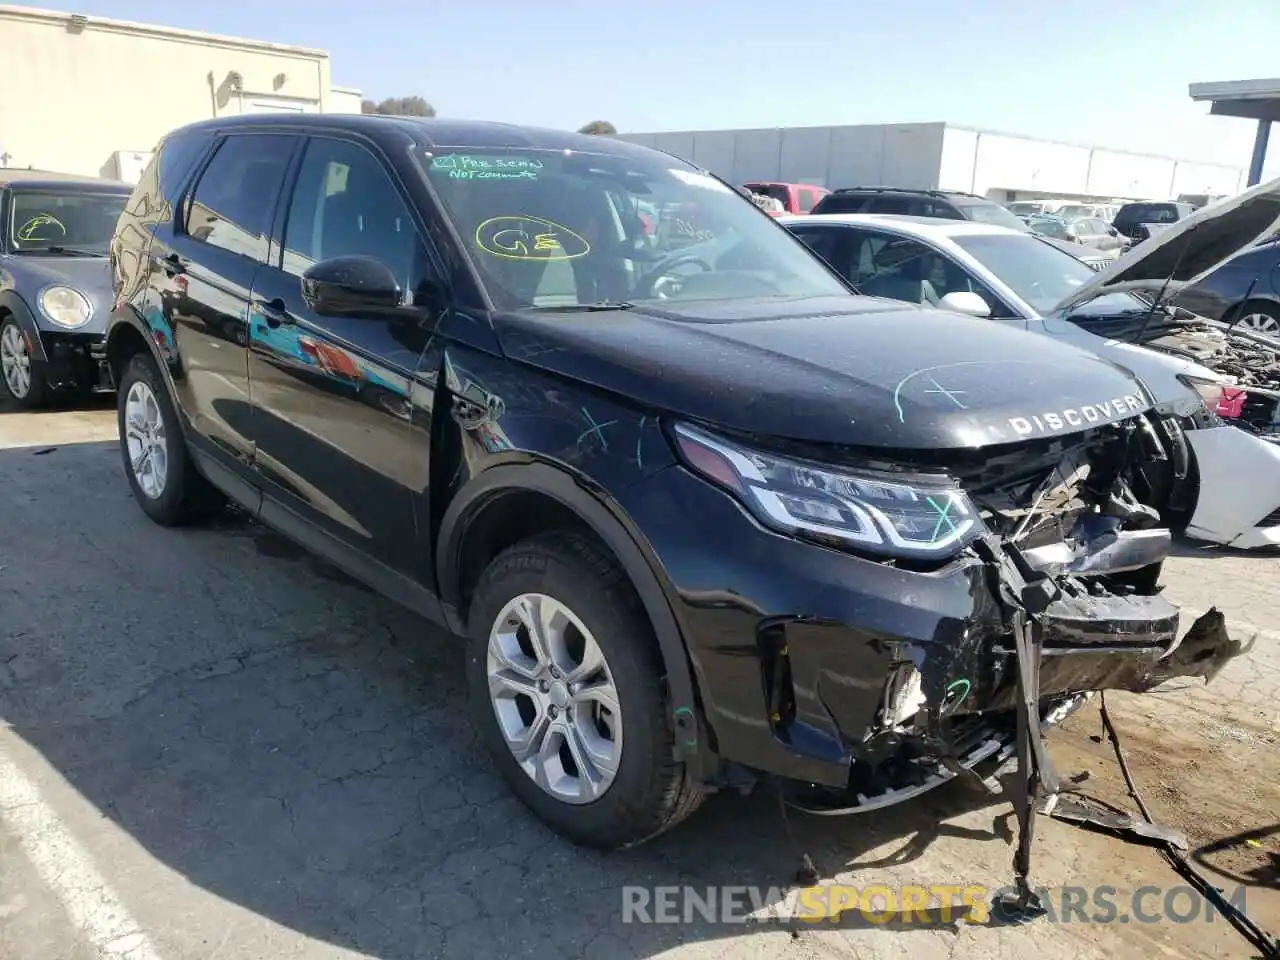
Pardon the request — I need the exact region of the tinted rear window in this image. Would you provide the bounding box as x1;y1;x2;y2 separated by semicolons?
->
1116;203;1180;224
811;194;869;214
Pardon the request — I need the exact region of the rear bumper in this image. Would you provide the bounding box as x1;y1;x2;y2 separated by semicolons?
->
619;465;1239;796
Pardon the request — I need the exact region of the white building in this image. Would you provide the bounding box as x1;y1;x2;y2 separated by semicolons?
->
614;122;1246;203
0;4;362;182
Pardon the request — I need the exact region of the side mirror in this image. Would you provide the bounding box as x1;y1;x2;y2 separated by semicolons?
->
301;256;402;316
1107;226;1119;237
939;290;991;318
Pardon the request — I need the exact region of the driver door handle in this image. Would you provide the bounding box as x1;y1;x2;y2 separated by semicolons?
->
151;251;187;276
253;296;294;328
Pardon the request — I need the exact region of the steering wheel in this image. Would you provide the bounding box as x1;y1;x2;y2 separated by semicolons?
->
637;254;714;299
17;213;66;243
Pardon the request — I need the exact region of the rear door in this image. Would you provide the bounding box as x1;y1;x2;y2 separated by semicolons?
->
150;131;298;472
786;222;854;278
246;133;441;579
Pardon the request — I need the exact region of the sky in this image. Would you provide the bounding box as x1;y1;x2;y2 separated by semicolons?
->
39;0;1280;173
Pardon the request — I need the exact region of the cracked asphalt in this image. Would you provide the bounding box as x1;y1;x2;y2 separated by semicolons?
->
1;398;1277;960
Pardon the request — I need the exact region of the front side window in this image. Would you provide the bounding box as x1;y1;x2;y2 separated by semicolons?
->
9;190;128;254
420;149;850;309
855;231;1003;313
185;134;295;261
282;138;430;293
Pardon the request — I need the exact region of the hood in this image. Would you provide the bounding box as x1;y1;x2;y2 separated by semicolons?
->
0;254;113;331
492;296;1151;451
1051;176;1280;314
998;314;1225;415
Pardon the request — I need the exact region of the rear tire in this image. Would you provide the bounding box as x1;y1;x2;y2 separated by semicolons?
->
467;531;704;849
116;351;225;526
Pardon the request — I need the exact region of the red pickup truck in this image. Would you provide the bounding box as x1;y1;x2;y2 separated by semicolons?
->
743;181;830;216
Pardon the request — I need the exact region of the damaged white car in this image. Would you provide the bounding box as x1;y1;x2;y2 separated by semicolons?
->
784;186;1280;549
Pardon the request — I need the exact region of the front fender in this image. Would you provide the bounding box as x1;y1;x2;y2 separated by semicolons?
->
436;459;709;775
0;292;47;361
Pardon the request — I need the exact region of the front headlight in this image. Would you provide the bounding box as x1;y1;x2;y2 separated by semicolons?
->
672;423;985;559
39;286;92;328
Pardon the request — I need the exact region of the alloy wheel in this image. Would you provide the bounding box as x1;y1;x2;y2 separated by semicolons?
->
486;592;622;804
1237;311;1280;337
0;324;32;399
123;380;169;499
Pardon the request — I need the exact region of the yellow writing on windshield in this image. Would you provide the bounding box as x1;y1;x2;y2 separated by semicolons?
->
475;216;590;261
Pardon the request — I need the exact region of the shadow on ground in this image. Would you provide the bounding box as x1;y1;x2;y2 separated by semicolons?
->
0;439;1050;959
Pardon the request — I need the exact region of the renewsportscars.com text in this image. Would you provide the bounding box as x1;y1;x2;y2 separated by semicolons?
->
621;883;1248;926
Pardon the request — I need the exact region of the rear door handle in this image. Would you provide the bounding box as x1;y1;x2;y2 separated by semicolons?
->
253;296;294;328
151;251;187;276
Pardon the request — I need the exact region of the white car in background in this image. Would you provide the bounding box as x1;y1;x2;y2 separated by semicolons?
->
781;198;1280;549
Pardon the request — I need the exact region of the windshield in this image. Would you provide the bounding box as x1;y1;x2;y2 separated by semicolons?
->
9;190;127;254
1006;202;1044;217
418;148;849;310
1057;205;1095;220
1026;216;1069;240
954;200;1032;232
953;233;1143;316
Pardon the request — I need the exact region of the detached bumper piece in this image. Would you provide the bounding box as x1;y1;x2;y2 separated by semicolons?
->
972;534;1245;920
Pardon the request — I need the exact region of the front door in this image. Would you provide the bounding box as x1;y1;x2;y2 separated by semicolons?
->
152;132;297;470
247;134;440;579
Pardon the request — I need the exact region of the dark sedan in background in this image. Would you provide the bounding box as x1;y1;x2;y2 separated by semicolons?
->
1172;236;1280;340
0;171;131;406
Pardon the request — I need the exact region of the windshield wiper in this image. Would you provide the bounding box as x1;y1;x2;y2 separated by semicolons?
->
19;245;105;257
530;301;636;313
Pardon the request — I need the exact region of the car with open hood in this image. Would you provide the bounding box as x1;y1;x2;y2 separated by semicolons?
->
781;194;1280;549
104;115;1242;905
0;172;132;406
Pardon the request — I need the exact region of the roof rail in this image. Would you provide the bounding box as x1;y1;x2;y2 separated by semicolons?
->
831;186;986;199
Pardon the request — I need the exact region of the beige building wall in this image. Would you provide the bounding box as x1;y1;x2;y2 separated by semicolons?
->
328;86;364;115
0;5;360;180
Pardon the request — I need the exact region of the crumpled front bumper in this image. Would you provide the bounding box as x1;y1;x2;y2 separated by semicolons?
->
617;465;1246;798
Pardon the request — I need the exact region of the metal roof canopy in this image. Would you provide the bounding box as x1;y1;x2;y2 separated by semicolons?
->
1189;78;1280;186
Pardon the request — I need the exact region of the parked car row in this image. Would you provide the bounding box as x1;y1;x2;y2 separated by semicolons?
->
0;116;1263;907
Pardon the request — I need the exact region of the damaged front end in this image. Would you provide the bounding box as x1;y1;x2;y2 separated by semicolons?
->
778;413;1248;908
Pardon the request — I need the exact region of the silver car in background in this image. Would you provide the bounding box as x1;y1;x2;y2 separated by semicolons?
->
781;206;1280;550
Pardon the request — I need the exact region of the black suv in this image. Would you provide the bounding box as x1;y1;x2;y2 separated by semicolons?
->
811;186;1031;231
1112;201;1195;243
105;116;1237;879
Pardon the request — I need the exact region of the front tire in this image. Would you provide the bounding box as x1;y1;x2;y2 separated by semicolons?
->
116;351;225;526
467;531;703;849
0;319;47;408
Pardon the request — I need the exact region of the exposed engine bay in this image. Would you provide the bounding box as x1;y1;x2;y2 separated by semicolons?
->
1072;305;1280;438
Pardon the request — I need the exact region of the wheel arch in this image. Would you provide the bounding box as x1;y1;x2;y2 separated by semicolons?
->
106;310;184;419
0;292;48;361
437;462;707;770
